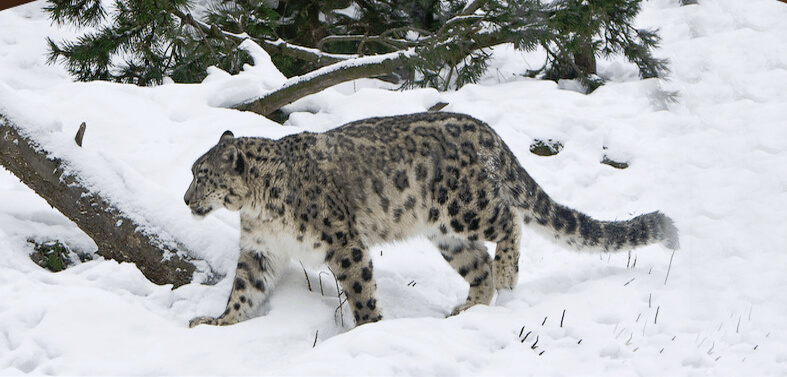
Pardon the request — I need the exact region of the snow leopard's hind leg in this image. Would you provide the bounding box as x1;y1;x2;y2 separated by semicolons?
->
431;235;495;315
493;221;521;290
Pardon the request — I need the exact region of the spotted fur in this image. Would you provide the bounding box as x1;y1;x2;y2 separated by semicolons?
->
184;112;679;328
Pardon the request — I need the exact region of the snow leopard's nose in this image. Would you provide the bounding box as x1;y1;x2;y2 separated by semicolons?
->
184;183;196;206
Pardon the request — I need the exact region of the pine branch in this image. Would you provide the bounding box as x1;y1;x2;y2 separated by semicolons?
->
43;0;667;96
262;39;354;66
171;9;351;68
45;0;106;27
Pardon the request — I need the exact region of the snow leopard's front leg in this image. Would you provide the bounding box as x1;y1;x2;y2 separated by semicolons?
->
325;239;383;326
189;249;284;327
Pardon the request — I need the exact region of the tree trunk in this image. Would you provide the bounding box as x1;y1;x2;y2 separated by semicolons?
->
0;113;212;288
573;39;597;76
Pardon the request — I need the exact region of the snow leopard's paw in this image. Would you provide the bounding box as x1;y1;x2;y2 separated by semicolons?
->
189;316;218;328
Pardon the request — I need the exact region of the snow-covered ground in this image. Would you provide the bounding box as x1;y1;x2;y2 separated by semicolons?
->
1;0;786;375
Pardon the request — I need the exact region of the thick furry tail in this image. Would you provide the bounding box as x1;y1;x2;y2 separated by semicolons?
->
480;129;678;253
532;205;681;252
507;173;679;253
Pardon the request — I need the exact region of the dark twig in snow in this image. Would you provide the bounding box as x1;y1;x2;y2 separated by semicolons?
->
300;261;311;291
326;266;346;326
334;293;347;326
318;271;334;296
664;250;676;285
75;122;86;147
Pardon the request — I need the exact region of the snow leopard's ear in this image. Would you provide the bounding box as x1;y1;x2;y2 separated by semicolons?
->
220;144;245;175
219;131;243;174
219;130;235;143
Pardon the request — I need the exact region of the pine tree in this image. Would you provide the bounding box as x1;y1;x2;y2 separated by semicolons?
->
44;0;668;97
531;0;669;91
45;0;278;84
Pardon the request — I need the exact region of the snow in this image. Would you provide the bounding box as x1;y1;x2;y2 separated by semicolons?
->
1;0;786;375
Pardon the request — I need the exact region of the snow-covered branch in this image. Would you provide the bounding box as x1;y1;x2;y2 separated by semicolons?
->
0;113;214;287
172;9;351;68
235;50;413;116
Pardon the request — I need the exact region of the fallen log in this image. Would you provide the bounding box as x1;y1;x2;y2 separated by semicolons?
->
0;112;211;287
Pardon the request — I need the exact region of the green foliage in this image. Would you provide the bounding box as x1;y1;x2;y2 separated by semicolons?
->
45;0;667;92
402;0;667;91
44;0;105;27
403;10;494;90
45;0;277;84
28;240;92;272
533;0;669;91
274;0;349;48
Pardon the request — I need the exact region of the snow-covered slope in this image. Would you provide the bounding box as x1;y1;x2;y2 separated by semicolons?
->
1;0;786;375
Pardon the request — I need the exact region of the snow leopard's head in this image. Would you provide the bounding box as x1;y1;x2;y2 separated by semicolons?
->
184;131;248;217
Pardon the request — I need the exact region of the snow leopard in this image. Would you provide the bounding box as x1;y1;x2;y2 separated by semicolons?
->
184;112;679;328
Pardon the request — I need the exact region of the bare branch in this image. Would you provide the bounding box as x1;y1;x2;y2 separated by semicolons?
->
317;34;414;52
317;26;431;54
381;26;434;39
261;38;355;67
